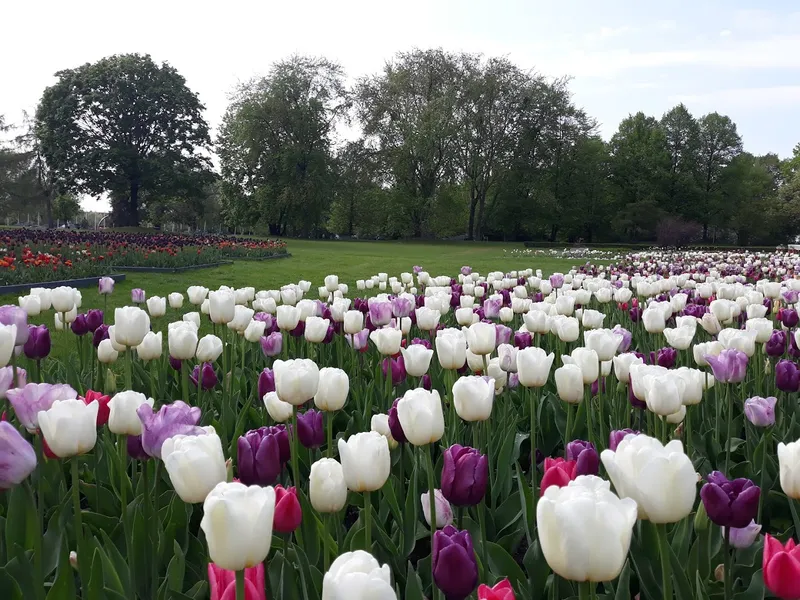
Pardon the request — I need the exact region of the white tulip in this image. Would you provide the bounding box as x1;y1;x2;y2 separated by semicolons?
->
663;327;695;350
38;399;98;457
97;339;119;363
18;294;41;317
435;328;467;370
584;329;622;361
146;296;166;318
369;328;402;356
304;316;330;343
343;311;364;335
517;347;555;388
693;341;723;367
196;335;223;362
401;344;434;378
452;376;494;422
778;440;800;500
338;432;391;492
273;359;320;406
209;290;236;324
244;319;267;343
187;286;209;305
555;364;584;404
30;288;52;311
612;353;643;384
463;322;496;356
642;308;666;334
397;389;445;445
168;321;198;360
227;306;255;333
315;368;349;411
168;293;184;309
264;391;293;423
322;551;396;600
136;331;162;361
581;309;605;330
162;430;227;504
310;458;348;513
51;286;76;313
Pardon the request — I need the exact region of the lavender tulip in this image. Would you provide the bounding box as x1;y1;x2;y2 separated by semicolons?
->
0;421;37;489
258;368;276;400
296;409;324;449
23;325;51;360
137;401;202;459
441;444;488;506
700;471;760;528
744;396;777;427
706;349;748;384
776;360;800;393
190;363;218;390
495;324;512;347
368;301;392;327
237;426;289;486
565;440;599;476
391;297;414;319
131;288;146;304
483;298;502;319
722;520;762;549
0;366;26;399
549;273;565;289
461;266;472;276
432;526;479;600
7;383;77;432
612;325;632;353
346;329;369;351
0;305;28;347
98;277;115;295
783;290;799;305
260;332;283;358
85;309;104;332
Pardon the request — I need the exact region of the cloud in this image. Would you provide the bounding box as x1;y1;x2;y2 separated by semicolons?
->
669;85;800;110
719;29;732;37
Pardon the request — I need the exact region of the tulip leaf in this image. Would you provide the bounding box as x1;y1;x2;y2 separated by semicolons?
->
696;571;710;600
734;569;764;600
403;459;419;557
404;562;426;600
87;547;105;600
5;549;35;599
4;485;36;557
494;490;523;536
291;542;322;600
89;537;126;598
98;531;132;597
296;489;321;565
523;540;551;598
46;538;75;600
372;507;401;556
629;528;661;600
515;463;535;543
668;537;695;600
614;560;631;600
493;428;517;504
176;581;208;600
487;542;527;594
512;432;530;465
42;502;69;578
382;475;404;526
165;540;186;594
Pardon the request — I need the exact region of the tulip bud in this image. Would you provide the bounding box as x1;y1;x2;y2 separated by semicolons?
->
310;458;348;513
433;526;479;599
421;489;453;529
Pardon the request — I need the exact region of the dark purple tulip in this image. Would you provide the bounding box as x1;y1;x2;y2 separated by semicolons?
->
290;321;305;338
450;292;461;308
382;356;406;386
322;324;335;344
190;362;218;390
168;356;182;372
0;305;28;346
495;324;512;347
609;429;639;451
706;349;748;383
628;385;646;410
70;314;90;336
92;324;110;348
565;440;599;476
237;426;286;486
258;368;276;400
629;306;642;322
85;309;104;332
780;308;799;328
775;360;800;393
612;326;632;353
683;304;707;319
514;331;532;349
700;471;760;528
590;378;606;397
126;435;150;461
533;292;544;303
23;324;51;360
441;445;488;506
432;526;479;600
137;401;203;459
790;333;800;360
744;396;777;427
411;337;432;350
766;330;787;358
763;298;773;315
296;409;324;449
388;399;407;443
656;347;677;369
422;374;432;390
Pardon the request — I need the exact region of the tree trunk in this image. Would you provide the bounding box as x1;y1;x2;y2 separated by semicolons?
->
475;191;486;241
129;183;140;227
45;189;53;228
466;190;477;241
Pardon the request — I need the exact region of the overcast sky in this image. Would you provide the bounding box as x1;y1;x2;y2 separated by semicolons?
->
2;0;799;211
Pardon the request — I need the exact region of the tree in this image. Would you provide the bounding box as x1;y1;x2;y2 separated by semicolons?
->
660;104;701;217
35;53;211;227
52;194;81;224
218;55;347;236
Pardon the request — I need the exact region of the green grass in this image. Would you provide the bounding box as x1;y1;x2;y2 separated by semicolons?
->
1;239;591;360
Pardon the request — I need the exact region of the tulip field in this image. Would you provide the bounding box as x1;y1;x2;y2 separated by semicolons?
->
4;237;800;600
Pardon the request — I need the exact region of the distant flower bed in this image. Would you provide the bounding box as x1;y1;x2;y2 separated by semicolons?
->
0;229;287;285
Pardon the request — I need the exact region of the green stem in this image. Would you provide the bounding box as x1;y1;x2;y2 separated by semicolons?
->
181;361;189;404
579;581;591;600
385;359;393;413
477;499;489;586
72;458;87;599
364;490;372;551
24;480;44;600
655;523;672;600
725;384;733;473
565;402;574;443
323;514;331;573
290;406;305;548
723;525;733;600
530;386;538;499
424;447;438;598
235;569;246;600
758;428;771;523
125;345;132;390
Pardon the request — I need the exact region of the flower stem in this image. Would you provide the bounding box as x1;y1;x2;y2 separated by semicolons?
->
364;490;372;551
424;447;438;598
71;458;87;599
181;360;189;404
655;522;672;600
723;525;733;600
530;386;538;499
758;427;770;523
235;569;246;600
24;479;44;600
290;406;305;548
323;514;331;573
725;384;733;473
565;402;574;443
125;345;133;390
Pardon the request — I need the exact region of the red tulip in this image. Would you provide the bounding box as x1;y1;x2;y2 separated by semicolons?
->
208;563;266;600
478;578;516;599
273;485;302;534
764;534;800;600
540;457;577;496
81;390;111;426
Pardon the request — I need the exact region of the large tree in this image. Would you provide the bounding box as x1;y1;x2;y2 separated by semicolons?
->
35;53;211;226
660;104;701;217
218;55;347;236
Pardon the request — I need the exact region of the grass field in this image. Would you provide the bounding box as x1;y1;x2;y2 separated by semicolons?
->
1;239;593;358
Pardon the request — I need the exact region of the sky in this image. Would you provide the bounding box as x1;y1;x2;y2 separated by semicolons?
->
2;0;799;211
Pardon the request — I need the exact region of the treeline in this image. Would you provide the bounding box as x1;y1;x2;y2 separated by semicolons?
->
2;50;799;243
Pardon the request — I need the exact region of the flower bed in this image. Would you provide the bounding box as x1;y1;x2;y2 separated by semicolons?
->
0;229;287;285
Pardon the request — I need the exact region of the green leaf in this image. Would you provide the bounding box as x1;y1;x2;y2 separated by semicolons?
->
516;463;535;543
404;562;425;600
614;560;631;600
5;550;36;599
734;570;764;600
98;530;132;596
403;458;419;557
4;485;36;557
87;548;105;600
46;538;75;600
523;541;551;599
668;536;695;600
166;540;186;593
382;474;404;525
487;542;528;596
92;539;126;597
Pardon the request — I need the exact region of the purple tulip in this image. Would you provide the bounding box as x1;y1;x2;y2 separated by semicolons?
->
441;444;488;506
260;332;283;358
590;378;606;397
23;325;51;360
629;306;642;322
460;266;472;276
0;366;26;399
137;401;203;459
7;383;77;432
391;297;414;319
628;384;646;410
0;305;28;347
131;288;145;304
346;329;369;351
323;324;335;344
190;363;218;390
700;471;760;528
388;399;407;443
514;331;532;349
85;309;104;332
168;356;182;372
413;265;423;275
368;301;392;327
722;520;762;549
483;298;502;319
780;308;799;328
382;356;406;386
783;290;799;305
609;429;639;451
549;274;565;289
507;373;519;389
432;526;479;600
683;304;708;319
258;368;276;400
612;326;632;353
411;337;432;350
70;314;90;336
766;330;787;358
422;374;432;390
0;421;37;489
656;347;677;369
126;435;150;461
706;349;748;383
296;409;324;449
495;324;512;347
289;321;305;338
744;396;777;427
237;426;289;486
98;276;115;295
254;311;274;328
775;360;800;393
565;440;599;476
92;324;110;348
450;292;462;308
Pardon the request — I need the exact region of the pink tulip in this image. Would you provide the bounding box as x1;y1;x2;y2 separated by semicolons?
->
208;563;266;600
